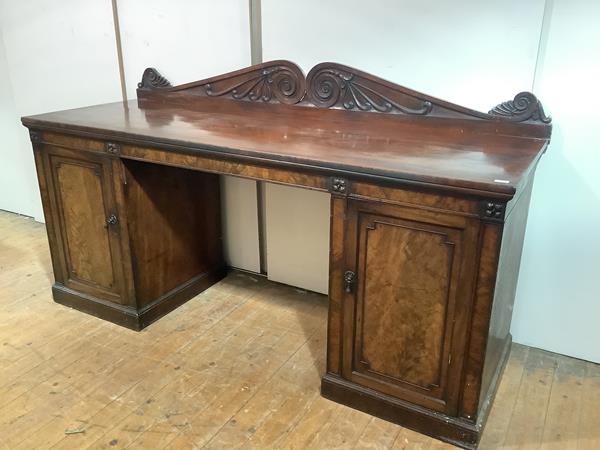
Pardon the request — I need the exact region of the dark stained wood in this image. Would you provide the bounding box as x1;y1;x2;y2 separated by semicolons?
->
459;169;537;424
326;195;347;376
40;145;130;305
138;60;551;125
22;61;551;199
30;137;226;331
138;60;306;105
21;61;552;449
479;173;537;411
459;223;504;420
122;159;224;308
21;99;548;197
321;374;480;449
341;200;480;415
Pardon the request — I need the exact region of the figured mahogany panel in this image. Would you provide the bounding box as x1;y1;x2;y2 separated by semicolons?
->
56;162;114;289
358;217;458;389
343;200;481;414
45;149;126;304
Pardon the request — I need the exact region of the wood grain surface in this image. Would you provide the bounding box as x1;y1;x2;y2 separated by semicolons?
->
22;97;548;197
2;210;597;449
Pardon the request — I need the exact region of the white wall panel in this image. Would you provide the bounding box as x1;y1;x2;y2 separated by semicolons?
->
0;0;123;220
117;0;251;98
261;0;545;297
117;0;260;272
0;34;25;216
263;0;545;111
512;0;600;363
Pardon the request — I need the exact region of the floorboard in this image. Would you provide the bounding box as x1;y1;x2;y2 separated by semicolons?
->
0;210;598;449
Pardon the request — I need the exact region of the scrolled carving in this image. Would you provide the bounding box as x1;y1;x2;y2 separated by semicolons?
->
135;60;551;129
489;92;551;124
202;62;305;105
138;68;172;89
307;63;432;115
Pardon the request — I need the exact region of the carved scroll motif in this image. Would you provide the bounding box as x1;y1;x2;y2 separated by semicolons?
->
138;68;172;89
489;92;551;123
306;63;433;115
136;60;551;126
203;63;306;105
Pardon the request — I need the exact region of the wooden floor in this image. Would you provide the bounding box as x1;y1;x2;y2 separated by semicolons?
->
0;210;598;450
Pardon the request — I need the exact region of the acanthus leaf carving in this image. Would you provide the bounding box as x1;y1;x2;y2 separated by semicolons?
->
202;63;305;104
488;92;551;124
136;60;551;127
306;63;433;115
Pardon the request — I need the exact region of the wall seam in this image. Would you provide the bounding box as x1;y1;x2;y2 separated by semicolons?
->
250;0;267;273
532;0;553;93
111;0;128;101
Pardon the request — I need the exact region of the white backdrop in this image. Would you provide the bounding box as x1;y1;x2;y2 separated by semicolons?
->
0;35;23;217
511;0;600;363
0;0;598;362
0;0;123;220
262;0;600;362
262;0;545;111
262;1;543;292
114;0;261;273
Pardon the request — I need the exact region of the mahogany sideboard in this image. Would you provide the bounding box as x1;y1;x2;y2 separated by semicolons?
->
21;61;552;449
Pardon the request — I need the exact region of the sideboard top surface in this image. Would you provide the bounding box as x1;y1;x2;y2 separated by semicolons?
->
22;99;549;197
22;61;552;198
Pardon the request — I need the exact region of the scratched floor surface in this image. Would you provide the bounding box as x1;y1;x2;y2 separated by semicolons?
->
0;210;599;449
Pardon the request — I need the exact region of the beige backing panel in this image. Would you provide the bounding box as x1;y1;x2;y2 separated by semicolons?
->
220;176;261;273
265;183;330;294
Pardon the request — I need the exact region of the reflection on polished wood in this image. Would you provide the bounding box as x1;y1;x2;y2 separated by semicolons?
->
21;61;553;447
1;211;599;449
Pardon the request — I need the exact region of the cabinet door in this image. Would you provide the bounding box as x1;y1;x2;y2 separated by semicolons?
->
342;199;480;414
44;147;127;304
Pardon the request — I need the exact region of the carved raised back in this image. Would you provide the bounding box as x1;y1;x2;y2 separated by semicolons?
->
137;60;551;127
137;60;306;105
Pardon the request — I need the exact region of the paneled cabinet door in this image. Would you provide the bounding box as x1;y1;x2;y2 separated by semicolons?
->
43;147;129;305
342;200;480;415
